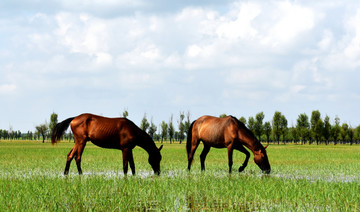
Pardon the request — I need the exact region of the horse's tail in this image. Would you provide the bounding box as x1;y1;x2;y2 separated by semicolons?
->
186;120;196;158
51;117;74;145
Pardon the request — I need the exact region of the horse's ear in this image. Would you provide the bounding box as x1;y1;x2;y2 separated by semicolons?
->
264;145;269;149
158;145;163;151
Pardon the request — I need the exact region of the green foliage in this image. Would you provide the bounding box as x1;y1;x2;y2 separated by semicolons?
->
148;118;157;139
263;122;272;143
297;113;310;144
178;112;186;143
49;112;58;136
140;113;150;132
239;116;247;125
35;123;48;143
219;114;227;118
168;115;174;143
3;110;360;145
254;112;264;141
122;109;129;118
247;116;255;132
160;121;168;142
272;111;282;143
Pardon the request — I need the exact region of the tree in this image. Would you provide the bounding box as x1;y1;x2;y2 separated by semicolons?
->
264;121;272;144
340;123;349;144
280;115;288;144
140;113;150;132
168;115;174;143
348;126;354;145
254;112;264;141
247;116;255;132
355;125;360;144
49;112;58;137
323;115;331;145
184;111;191;138
297;113;310;144
239;116;247;125
160;121;168;143
178;112;185;143
148;118;157;139
219;114;227;118
290;125;298;144
122;108;129;118
310;110;321;144
36;123;48;143
314;119;324;145
9;125;13;141
272;111;282;144
331;116;341;145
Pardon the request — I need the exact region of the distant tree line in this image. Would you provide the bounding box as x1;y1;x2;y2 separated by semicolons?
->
0;113;73;143
238;110;360;145
1;110;360;145
138;111;191;144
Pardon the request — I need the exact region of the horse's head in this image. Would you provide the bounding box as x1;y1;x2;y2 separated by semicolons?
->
149;145;163;175
254;145;271;174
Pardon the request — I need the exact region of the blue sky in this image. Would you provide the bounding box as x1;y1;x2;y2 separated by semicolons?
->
1;0;360;132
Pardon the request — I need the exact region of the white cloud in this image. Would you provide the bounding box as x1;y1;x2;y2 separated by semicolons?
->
344;9;360;60
2;0;360;131
54;12;109;55
0;84;16;95
260;2;315;47
216;2;260;40
317;30;334;51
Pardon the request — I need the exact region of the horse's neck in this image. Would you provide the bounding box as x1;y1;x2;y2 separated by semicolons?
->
137;136;157;155
243;139;263;153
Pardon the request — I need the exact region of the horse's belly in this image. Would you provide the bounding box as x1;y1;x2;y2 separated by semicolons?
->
90;139;122;149
202;138;226;148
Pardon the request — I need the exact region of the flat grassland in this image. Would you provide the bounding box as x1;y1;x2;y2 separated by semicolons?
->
0;141;359;211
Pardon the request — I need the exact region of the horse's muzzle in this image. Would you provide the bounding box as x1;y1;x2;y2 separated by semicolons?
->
263;169;271;174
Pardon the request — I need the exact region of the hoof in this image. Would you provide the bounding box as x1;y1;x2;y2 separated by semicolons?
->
238;166;245;172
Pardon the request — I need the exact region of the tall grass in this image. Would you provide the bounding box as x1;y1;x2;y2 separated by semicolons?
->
1;141;359;211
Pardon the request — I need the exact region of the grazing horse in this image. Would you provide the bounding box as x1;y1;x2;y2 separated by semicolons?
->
51;113;163;175
187;115;270;174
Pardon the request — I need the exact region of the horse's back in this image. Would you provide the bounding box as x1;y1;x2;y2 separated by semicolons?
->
193;115;238;147
70;113;140;149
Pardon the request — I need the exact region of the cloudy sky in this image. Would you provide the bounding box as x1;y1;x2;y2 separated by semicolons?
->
1;0;360;132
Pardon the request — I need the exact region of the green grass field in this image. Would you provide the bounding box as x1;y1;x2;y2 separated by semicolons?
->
1;141;360;211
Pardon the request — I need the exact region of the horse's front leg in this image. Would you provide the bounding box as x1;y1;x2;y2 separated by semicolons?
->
235;144;250;172
128;149;136;175
122;148;130;175
227;146;234;173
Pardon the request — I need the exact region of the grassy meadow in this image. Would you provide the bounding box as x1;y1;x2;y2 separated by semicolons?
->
0;140;360;211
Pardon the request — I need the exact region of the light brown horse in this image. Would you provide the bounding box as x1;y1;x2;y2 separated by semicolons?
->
187;115;270;174
51;113;163;175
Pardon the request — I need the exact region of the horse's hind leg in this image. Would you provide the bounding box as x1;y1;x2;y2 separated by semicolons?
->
235;144;250;172
64;147;75;175
75;142;87;175
187;140;200;171
200;145;210;171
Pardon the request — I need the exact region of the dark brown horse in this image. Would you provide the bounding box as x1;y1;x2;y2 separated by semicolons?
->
187;115;270;174
51;113;163;175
